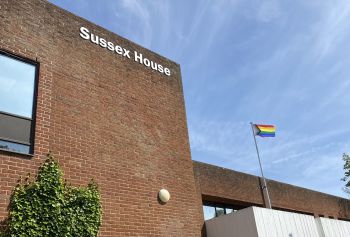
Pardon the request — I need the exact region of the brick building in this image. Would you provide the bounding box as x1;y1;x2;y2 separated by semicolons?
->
0;1;349;236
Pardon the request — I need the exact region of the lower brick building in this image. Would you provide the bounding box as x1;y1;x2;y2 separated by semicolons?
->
0;1;349;236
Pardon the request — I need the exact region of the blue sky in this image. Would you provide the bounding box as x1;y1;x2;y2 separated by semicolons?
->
48;0;350;198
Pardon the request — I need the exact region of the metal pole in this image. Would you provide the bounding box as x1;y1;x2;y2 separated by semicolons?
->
250;122;272;209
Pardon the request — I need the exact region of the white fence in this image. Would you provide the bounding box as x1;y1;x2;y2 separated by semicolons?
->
317;217;350;237
205;206;350;237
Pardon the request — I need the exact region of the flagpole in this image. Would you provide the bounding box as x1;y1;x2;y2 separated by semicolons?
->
250;122;272;209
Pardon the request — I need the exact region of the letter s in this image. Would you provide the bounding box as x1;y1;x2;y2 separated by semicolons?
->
99;38;107;48
80;27;90;40
157;64;164;73
107;42;114;51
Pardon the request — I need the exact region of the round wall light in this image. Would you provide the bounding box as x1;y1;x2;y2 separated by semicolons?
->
158;189;170;203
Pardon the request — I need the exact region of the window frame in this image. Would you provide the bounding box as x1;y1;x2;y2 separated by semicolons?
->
203;201;246;220
0;49;40;156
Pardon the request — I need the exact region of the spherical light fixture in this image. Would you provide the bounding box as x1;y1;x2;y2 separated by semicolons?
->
158;189;170;203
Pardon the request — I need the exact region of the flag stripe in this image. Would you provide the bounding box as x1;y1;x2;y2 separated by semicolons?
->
254;124;276;137
259;131;275;134
255;125;275;128
256;125;275;131
257;127;275;132
259;133;275;137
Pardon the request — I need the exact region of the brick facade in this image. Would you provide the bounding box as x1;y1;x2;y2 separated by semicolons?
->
0;1;203;236
1;1;350;237
194;161;350;220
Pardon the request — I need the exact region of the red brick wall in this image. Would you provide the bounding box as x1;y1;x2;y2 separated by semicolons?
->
0;1;203;236
194;161;350;220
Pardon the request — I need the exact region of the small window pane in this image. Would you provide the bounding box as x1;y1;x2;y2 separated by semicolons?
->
0;139;30;154
226;208;233;214
203;206;216;221
215;207;225;217
0;54;36;118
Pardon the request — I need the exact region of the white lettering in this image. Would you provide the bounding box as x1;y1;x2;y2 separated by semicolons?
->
115;45;123;55
164;68;171;76
143;58;150;67
107;42;114;51
80;26;171;77
99;38;107;48
150;61;157;70
79;27;90;40
157;64;164;73
123;49;131;58
134;51;143;64
90;34;99;44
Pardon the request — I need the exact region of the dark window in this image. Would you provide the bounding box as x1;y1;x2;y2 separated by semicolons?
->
215;207;225;217
0;51;38;154
203;203;239;220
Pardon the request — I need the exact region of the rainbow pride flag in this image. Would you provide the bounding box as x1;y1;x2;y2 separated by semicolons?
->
255;124;276;137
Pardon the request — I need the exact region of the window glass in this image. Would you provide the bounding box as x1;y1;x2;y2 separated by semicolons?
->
226;208;233;214
215;207;225;217
0;54;36;118
203;203;239;220
0;140;30;154
0;52;37;154
203;206;216;221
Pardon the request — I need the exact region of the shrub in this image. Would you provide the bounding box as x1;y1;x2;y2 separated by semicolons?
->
1;153;102;237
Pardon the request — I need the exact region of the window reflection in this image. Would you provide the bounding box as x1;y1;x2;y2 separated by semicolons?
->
203;206;216;221
203;204;238;220
226;208;233;214
0;54;36;118
215;207;225;217
0;140;30;154
0;52;37;155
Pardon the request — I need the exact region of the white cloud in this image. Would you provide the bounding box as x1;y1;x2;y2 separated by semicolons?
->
310;0;350;63
189;119;258;169
190;120;250;157
189;116;350;197
116;0;153;47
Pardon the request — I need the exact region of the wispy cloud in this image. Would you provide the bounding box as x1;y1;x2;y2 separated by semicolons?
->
114;0;153;47
190;120;250;157
311;0;350;63
189;117;350;197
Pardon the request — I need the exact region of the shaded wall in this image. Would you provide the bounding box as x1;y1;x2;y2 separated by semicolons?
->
194;161;350;219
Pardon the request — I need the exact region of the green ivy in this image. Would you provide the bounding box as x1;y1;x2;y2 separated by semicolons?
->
1;153;102;237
